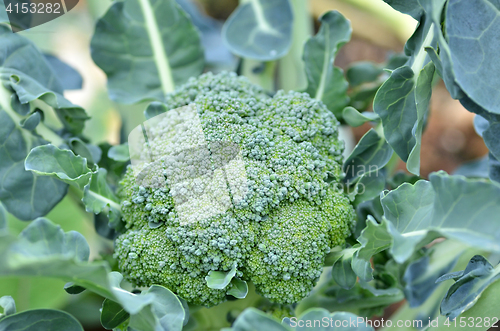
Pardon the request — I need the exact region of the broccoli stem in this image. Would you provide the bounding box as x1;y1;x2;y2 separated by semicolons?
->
277;0;313;92
241;60;276;92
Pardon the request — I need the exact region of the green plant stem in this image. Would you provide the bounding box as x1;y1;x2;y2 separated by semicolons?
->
0;83;64;147
277;0;312;91
241;60;276;92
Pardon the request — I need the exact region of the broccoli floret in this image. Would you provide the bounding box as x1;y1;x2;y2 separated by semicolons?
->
114;71;355;307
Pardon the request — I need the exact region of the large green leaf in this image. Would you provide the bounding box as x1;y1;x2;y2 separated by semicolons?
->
303;11;351;116
91;0;204;104
438;255;500;319
0;309;83;331
0;218;186;330
376;172;500;263
0;26;88;134
428;278;500;330
222;0;293;61
25;144;92;190
373;1;445;175
0;106;67;221
373;62;435;176
446;0;500;114
0;24;93;220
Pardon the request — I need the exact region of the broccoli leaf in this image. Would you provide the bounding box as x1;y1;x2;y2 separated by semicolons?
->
0;296;15;318
461;97;500;183
0;4;7;24
25;144;92;190
428;278;500;330
68;137;102;166
353;172;387;205
402;240;464;308
365;173;500;264
222;0;293;61
346;62;384;88
206;263;237;290
303;10;351;117
342;107;379;128
82;168;121;228
382;0;423;19
63;283;86;295
228;308;290;331
446;0;500;114
91;0;204;104
461;97;500;164
128;285;186;331
43;54;83;91
439;255;500;320
343;129;393;182
453;156;489;179
108;143;130;163
374;0;447;175
295;278;404;318
227;278;248;299
100;299;130;330
0;218;186;329
0;105;68;221
0;26;89;134
0;309;83;331
331;247;359;289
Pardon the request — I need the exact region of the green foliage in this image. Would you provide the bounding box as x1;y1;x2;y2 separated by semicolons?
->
341;107;379;128
2;0;500;329
303;11;351;117
0;217;187;330
438;255;500;319
100;299;130;330
206;264;238;290
25;144;92;190
0;309;84;331
0;296;15;318
343;129;392;182
91;0;205;104
446;0;500;114
222;0;293;61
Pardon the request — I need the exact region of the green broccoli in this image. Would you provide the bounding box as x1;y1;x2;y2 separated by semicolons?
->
114;72;355;307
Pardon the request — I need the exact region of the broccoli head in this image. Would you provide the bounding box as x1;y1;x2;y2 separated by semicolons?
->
114;72;355;307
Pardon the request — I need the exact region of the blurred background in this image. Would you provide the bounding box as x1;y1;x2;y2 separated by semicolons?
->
0;0;489;329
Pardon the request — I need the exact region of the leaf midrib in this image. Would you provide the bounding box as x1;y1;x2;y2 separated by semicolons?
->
137;0;175;95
